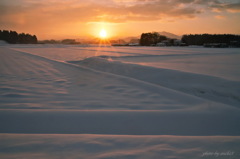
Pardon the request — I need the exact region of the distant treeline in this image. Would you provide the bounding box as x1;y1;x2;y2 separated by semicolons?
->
0;30;38;44
181;34;240;46
140;32;167;46
39;39;81;44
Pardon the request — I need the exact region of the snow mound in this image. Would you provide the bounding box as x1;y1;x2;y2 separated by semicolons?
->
0;40;8;45
70;57;240;108
3;47;225;111
1;46;240;159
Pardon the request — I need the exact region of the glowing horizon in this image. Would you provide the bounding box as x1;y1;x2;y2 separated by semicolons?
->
0;0;240;40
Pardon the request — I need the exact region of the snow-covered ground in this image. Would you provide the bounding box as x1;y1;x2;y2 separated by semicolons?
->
0;44;240;158
1;134;239;159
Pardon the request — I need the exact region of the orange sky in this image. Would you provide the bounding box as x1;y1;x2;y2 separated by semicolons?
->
0;0;240;40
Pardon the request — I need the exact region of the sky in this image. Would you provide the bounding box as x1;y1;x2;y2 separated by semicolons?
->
0;0;240;40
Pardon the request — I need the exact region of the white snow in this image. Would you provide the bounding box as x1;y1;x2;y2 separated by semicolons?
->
0;44;240;158
11;45;240;81
0;134;239;159
0;40;8;45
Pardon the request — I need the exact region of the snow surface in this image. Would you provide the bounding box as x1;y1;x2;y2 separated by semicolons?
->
11;45;240;81
1;134;240;159
0;44;240;158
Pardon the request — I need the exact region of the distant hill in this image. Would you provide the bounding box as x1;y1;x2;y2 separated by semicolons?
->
123;37;139;42
158;31;181;39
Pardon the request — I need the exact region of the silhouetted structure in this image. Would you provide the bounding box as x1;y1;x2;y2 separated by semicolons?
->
0;30;38;44
140;32;167;46
182;34;240;47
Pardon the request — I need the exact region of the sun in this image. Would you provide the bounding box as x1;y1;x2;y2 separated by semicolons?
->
99;29;107;39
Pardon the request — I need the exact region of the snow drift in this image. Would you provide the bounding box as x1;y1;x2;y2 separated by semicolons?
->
69;56;240;108
1;45;240;159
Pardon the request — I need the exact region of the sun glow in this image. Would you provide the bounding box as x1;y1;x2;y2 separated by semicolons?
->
99;29;107;38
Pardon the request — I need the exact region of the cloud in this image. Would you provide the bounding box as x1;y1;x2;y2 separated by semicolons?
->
98;0;204;22
211;1;240;13
225;3;240;13
215;15;226;19
0;0;203;26
0;0;239;35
